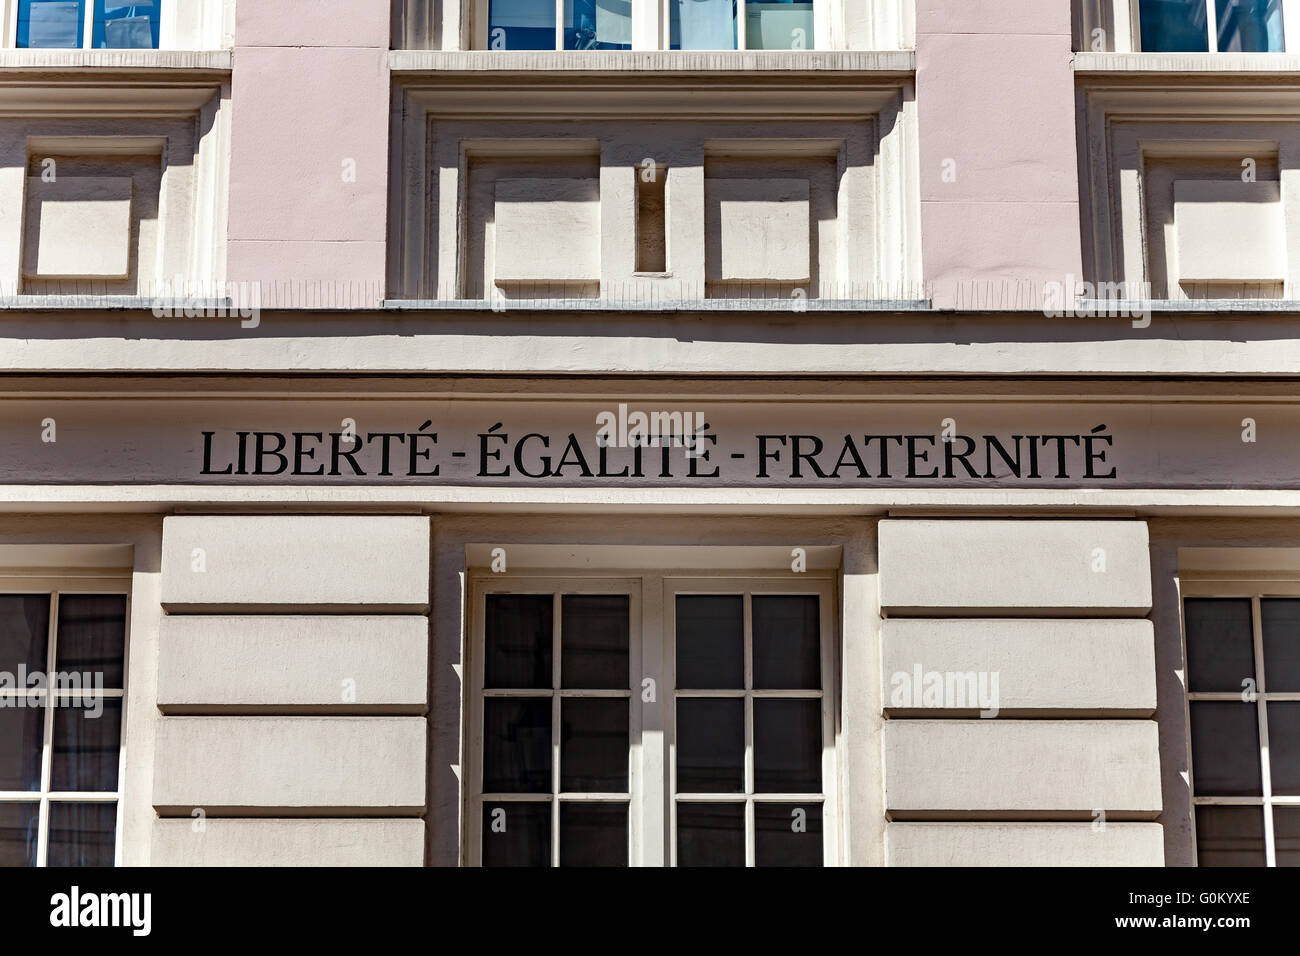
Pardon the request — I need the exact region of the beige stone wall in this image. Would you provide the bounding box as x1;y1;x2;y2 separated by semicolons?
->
878;518;1165;865
150;515;430;866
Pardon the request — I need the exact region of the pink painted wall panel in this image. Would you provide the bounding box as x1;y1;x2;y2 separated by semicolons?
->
236;0;391;48
226;3;391;304
227;240;387;307
915;0;1072;37
916;0;1082;308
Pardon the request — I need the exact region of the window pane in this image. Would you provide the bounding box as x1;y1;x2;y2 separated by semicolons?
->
675;595;743;689
746;1;814;50
1275;806;1300;867
0;595;50;676
51;698;121;792
1268;701;1300;795
560;802;627;865
564;0;631;50
489;0;556;50
485;594;552;689
671;0;737;51
561;595;629;689
1139;0;1211;51
1196;805;1266;866
752;595;819;690
1190;701;1262;796
1184;598;1255;692
1262;598;1300;692
676;802;743;866
754;801;822;866
56;594;127;689
46;802;116;866
754;698;821;793
560;698;628;792
0;803;39;867
17;0;86;49
92;0;158;49
482;698;551;793
1216;0;1285;51
676;698;743;792
481;801;550;866
0;706;45;792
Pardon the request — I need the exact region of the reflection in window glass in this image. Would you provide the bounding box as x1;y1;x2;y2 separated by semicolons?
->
671;0;738;50
565;0;632;50
92;1;158;49
1196;805;1266;866
746;1;814;50
1216;0;1285;51
488;0;556;50
1139;0;1211;51
16;0;86;49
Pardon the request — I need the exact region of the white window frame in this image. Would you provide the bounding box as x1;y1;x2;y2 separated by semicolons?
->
473;0;828;51
0;574;131;868
464;570;840;866
1119;0;1300;53
665;575;837;867
1181;579;1300;867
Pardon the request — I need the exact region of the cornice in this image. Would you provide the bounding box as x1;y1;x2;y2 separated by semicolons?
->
389;49;914;75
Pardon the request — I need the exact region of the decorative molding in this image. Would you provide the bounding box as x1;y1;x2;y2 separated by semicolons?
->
0;49;231;72
389;48;914;73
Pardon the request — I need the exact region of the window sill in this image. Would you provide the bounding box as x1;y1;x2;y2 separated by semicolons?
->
389;49;914;74
0;49;231;72
1075;51;1300;75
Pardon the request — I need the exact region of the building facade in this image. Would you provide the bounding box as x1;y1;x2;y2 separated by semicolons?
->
0;0;1297;867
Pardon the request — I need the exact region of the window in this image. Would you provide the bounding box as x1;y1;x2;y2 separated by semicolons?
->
487;0;632;50
467;575;836;866
480;0;817;50
1138;0;1289;51
13;0;159;49
0;588;128;867
1184;596;1300;866
670;0;813;50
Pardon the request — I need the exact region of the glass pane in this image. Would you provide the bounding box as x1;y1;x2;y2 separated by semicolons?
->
1262;598;1300;692
17;0;86;49
560;802;627;865
561;595;629;689
752;595;819;690
0;705;45;792
670;0;737;50
675;595;742;689
1275;806;1300;867
92;0;158;49
0;803;39;867
1216;0;1285;51
1189;701;1261;796
481;801;550;866
0;595;50;676
1184;598;1255;692
565;0;631;50
51;698;121;792
1196;805;1265;865
47;802;116;866
754;698;821;793
485;594;552;689
482;698;551;793
1267;702;1300;795
676;697;743;792
754;801;822;866
56;595;127;689
746;1;814;50
676;802;743;866
489;0;556;50
1140;0;1211;50
560;698;628;792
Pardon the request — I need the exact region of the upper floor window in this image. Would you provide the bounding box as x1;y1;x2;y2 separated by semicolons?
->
482;0;817;51
13;0;159;49
1139;0;1288;52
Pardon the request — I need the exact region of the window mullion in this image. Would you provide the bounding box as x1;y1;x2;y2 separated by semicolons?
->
743;590;754;865
1205;0;1220;51
36;590;58;867
554;0;563;50
551;591;562;867
736;0;747;50
83;0;93;49
1253;595;1278;866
